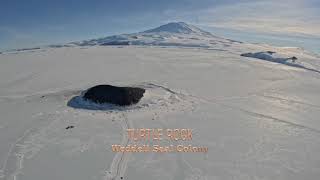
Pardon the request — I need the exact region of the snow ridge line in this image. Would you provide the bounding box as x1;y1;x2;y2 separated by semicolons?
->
235;107;320;134
201;96;320;134
108;113;132;180
172;90;320;135
1;127;34;180
0;89;81;101
105;112;133;180
0;170;4;179
259;94;320;109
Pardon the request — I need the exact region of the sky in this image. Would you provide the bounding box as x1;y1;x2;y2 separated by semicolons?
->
0;0;319;53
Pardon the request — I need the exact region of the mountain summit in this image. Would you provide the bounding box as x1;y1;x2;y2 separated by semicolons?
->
72;22;236;48
143;22;213;36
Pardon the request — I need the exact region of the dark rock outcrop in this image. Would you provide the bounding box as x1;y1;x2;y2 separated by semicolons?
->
83;85;145;106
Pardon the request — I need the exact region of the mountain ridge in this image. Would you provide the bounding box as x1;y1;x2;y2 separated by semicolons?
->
72;22;235;48
1;22;238;52
142;22;213;36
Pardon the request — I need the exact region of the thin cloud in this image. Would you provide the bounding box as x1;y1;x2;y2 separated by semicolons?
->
165;0;320;37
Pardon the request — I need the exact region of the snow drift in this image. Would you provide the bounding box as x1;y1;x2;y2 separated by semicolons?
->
241;51;320;74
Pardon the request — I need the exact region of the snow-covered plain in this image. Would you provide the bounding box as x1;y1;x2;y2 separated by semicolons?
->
1;23;320;180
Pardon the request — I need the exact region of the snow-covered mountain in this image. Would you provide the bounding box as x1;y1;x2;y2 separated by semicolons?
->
71;22;240;48
2;21;320;180
143;22;213;36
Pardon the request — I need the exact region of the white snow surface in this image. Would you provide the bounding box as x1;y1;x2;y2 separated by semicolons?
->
1;23;320;180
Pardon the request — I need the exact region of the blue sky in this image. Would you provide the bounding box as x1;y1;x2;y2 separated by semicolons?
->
0;0;319;52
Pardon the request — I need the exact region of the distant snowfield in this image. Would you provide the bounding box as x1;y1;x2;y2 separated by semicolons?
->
1;43;320;180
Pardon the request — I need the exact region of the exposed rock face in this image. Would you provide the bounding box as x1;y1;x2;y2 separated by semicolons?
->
83;85;145;106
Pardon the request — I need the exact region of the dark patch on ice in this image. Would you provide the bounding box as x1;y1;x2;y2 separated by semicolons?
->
67;82;193;112
65;125;74;130
83;85;145;106
48;44;73;48
15;47;41;52
226;39;243;43
266;51;276;54
67;85;146;110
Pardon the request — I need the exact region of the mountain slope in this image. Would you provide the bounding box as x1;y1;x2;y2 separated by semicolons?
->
143;22;213;36
72;22;239;48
